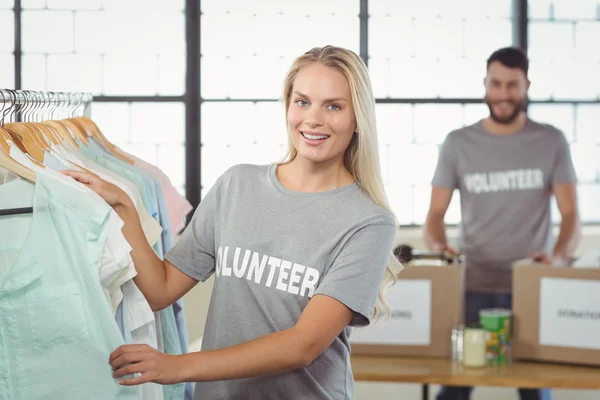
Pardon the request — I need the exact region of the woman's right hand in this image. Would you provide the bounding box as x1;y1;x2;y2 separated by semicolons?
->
61;170;132;209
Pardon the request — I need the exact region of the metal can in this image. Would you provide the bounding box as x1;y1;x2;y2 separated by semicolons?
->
479;309;512;364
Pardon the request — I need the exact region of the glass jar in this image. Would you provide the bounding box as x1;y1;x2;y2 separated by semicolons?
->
463;324;487;368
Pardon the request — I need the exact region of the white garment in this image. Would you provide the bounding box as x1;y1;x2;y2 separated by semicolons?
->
52;143;162;248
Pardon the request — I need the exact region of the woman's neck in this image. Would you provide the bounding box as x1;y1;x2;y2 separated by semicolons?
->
276;157;355;193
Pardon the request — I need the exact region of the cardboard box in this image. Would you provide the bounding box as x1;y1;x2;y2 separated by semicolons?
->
513;264;600;366
350;264;464;358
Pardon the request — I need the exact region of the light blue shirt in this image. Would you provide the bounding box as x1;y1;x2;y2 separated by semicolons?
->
0;174;138;400
77;140;185;400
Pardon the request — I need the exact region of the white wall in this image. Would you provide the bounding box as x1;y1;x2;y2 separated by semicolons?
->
182;226;600;399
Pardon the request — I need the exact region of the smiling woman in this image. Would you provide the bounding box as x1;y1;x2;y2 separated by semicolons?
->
63;45;402;400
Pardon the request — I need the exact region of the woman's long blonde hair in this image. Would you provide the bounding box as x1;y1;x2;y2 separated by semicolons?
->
281;45;403;321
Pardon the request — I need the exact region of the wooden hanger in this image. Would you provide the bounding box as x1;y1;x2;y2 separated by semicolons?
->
72;116;134;165
33;122;61;146
43;120;79;149
0;144;36;183
61;119;89;145
4;123;46;164
0;128;11;154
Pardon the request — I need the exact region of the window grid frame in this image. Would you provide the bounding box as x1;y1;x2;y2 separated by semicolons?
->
9;0;600;226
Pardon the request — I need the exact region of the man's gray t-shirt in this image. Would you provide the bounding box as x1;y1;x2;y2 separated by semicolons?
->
165;163;396;399
432;118;577;293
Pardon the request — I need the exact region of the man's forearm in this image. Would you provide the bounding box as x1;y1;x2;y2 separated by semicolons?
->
553;213;581;260
424;213;448;251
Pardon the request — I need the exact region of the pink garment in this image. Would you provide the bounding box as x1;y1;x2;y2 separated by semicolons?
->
117;148;193;233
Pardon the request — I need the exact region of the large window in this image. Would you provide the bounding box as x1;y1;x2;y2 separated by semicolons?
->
17;0;186;194
370;1;512;225
5;1;600;225
0;1;14;89
200;0;359;192
200;0;515;226
527;0;600;223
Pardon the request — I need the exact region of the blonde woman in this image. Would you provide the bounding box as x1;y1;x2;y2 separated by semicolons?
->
64;45;402;400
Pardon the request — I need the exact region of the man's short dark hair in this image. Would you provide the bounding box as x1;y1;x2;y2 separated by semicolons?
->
486;47;529;76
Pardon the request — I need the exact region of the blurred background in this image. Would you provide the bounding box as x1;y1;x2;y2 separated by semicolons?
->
1;1;598;398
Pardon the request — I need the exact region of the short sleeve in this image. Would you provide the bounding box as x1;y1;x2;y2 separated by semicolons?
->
552;132;577;185
164;179;220;282
431;134;459;189
314;221;396;327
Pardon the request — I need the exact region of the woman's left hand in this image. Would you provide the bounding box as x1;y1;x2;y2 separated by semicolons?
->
110;344;184;386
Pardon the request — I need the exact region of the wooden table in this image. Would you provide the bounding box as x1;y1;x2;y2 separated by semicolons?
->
351;355;600;400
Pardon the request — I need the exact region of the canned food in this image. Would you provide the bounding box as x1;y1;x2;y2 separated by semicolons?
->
479;308;512;364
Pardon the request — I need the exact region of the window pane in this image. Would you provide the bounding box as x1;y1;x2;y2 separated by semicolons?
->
578;184;600;223
446;190;462;225
369;0;439;18
202;0;357;16
375;104;414;146
47;54;102;94
23;11;74;53
90;102;131;145
47;0;101;9
75;10;184;55
529;60;600;100
528;22;575;62
157;144;185;188
202;102;287;147
22;0;44;9
379;144;392;186
438;59;485;98
528;0;552;19
22;54;46;90
202;13;358;59
368;16;413;59
103;54;158;96
201;55;289;99
103;0;184;12
0;54;14;89
439;0;511;18
390;143;439;186
0;11;14;52
413;185;437;225
253;102;287;145
385;185;414;226
413;104;463;145
527;104;575;142
0;0;13;8
372;58;439;98
158;54;185;95
570;143;599;183
551;0;599;20
576;104;600;143
575;22;600;62
463;19;512;61
130;103;184;145
413;18;464;60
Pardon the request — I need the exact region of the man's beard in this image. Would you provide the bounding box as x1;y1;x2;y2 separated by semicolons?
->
485;96;525;124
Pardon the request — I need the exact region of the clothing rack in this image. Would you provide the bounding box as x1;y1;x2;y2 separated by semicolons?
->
0;88;93;216
0;89;93;124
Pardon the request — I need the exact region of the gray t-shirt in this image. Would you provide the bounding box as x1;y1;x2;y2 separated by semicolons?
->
432;118;577;293
165;163;396;400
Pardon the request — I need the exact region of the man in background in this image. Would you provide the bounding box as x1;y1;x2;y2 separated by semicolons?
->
425;47;580;400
